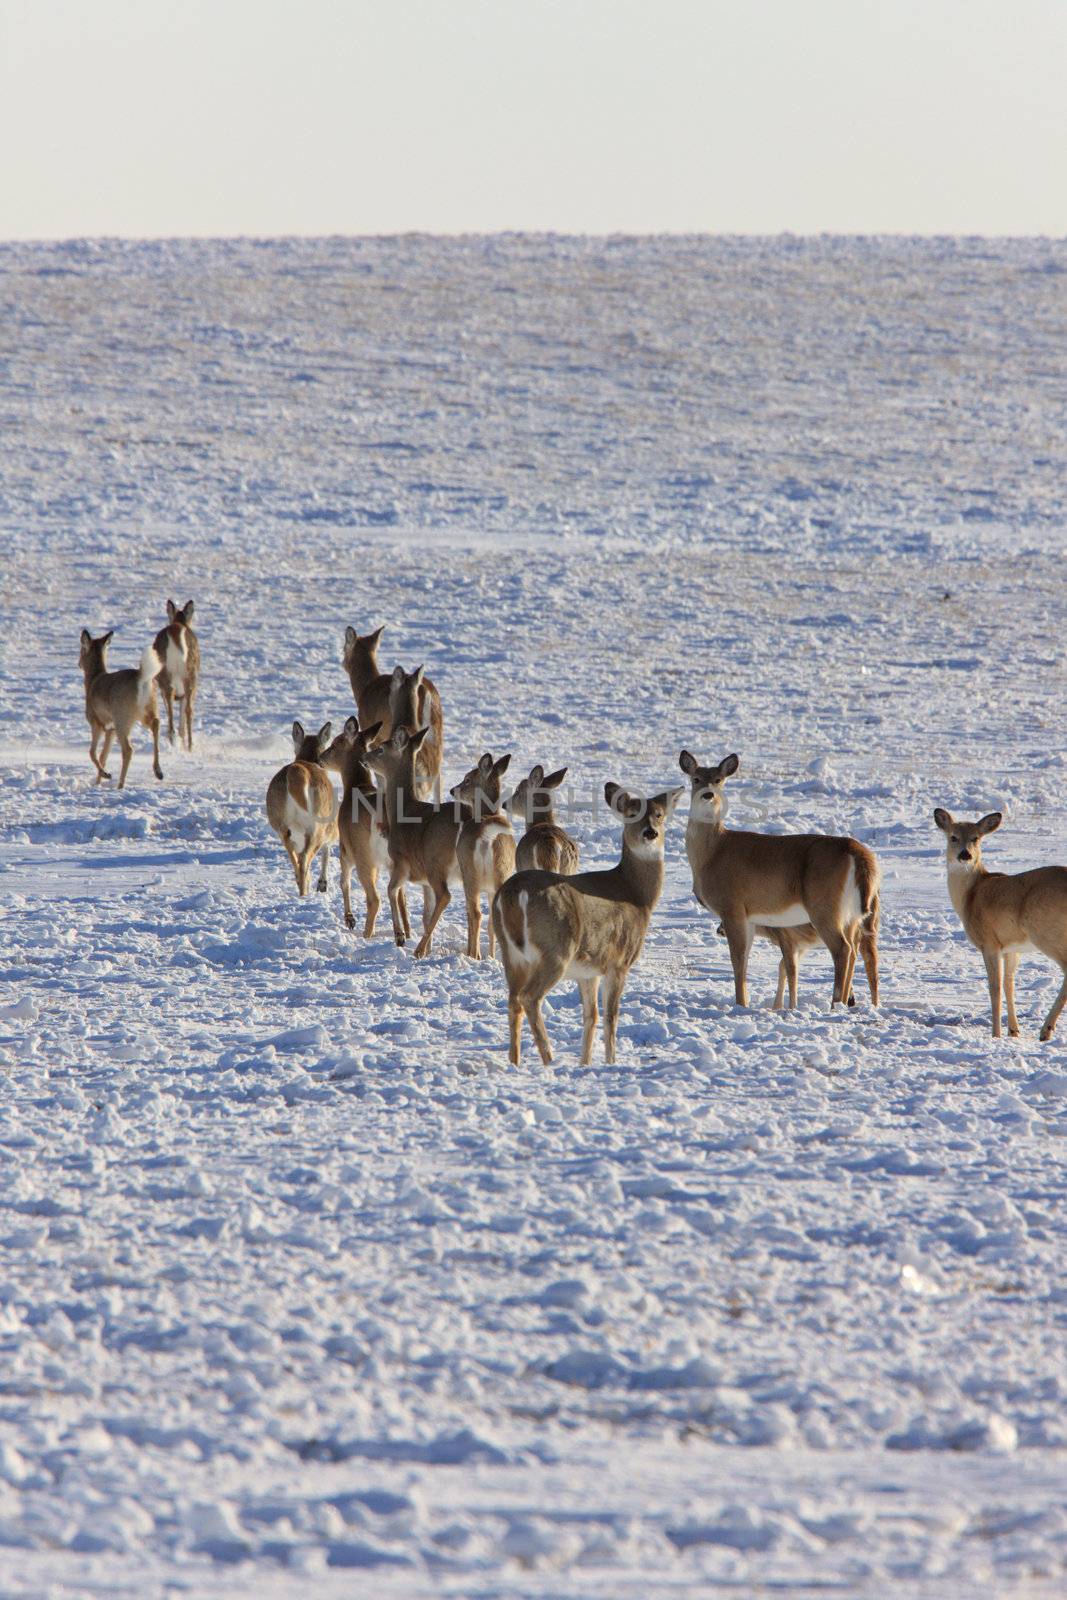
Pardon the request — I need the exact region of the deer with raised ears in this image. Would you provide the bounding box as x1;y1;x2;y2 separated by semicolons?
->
450;753;517;959
342;627;443;799
153;600;200;751
492;783;683;1067
933;808;1067;1041
389;664;444;802
506;765;580;874
265;721;338;898
364;724;465;958
750;905;879;1010
79;629;164;788
320;717;388;936
681;751;880;1010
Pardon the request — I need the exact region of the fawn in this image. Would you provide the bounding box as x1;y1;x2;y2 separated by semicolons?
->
748;906;879;1009
493;783;682;1066
934;808;1067;1040
681;751;880;1009
342;626;443;798
450;753;517;959
79;630;164;788
506;764;580;873
321;717;389;936
265;721;338;897
153;599;200;751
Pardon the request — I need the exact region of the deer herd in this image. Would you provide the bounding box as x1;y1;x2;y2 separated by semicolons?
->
78;611;1067;1063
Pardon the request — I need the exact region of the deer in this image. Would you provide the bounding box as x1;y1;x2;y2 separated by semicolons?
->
320;717;388;936
79;629;164;788
680;751;880;1010
933;808;1067;1041
265;722;338;898
450;753;517;959
505;764;580;874
342;626;443;798
153;599;200;751
492;782;683;1066
747;906;880;1010
387;663;444;801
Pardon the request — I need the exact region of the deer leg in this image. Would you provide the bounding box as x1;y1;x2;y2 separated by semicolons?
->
463;879;483;960
1004;952;1020;1037
842;926;859;1008
357;862;379;938
860;926;879;1006
523;993;554;1065
315;840;330;892
296;841;315;896
387;868;409;945
983;948;1003;1038
721;913;753;1007
414;881;450;959
507;992;524;1066
184;687;195;752
116;733;134;790
281;831;301;891
161;679;176;745
602;970;628;1064
95;726;114;782
339;850;356;929
1039;969;1067;1042
146;706;163;780
578;976;600;1065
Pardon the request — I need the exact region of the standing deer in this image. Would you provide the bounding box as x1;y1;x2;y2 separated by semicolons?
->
321;717;388;936
450;753;517;959
934;808;1067;1040
79;629;164;788
153;599;200;751
342;626;443;798
388;664;444;802
364;725;465;958
493;783;682;1066
747;907;880;1010
506;764;580;873
265;722;337;897
681;751;880;1009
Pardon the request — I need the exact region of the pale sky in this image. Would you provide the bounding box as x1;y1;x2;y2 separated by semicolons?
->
2;0;1065;239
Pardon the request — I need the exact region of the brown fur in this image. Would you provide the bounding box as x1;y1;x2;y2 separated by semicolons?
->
342;627;443;799
934;808;1067;1040
153;599;200;751
265;721;337;897
320;717;389;936
451;753;517;958
492;783;682;1066
506;765;580;875
681;751;880;1009
79;629;164;789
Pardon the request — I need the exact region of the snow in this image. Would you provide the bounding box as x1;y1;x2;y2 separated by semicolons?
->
1;233;1067;1596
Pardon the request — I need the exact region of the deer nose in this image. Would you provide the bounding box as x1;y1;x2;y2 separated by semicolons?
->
958;849;972;862
642;826;657;841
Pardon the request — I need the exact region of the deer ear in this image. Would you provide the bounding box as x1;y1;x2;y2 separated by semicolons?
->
344;625;357;648
543;767;567;788
182;600;195;622
80;628;91;648
494;753;512;777
360;719;382;744
413;664;426;688
679;749;697;776
390;665;405;689
478;752;494;774
343;714;359;736
392;727;410;750
977;811;1003;837
292;720;306;748
166;599;177;620
368;625;384;648
933;807;953;832
409;724;430;751
662;786;684;814
605;782;641;818
527;763;545;786
102;630;114;646
317;723;332;751
717;753;740;780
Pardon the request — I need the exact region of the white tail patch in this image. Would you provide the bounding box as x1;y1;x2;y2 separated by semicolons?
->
842;859;862;927
137;645;162;706
164;631;188;690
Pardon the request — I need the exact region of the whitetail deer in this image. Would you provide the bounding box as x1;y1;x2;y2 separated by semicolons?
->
153;600;200;751
748;908;879;1009
450;753;517;959
493;783;682;1066
342;627;443;798
265;722;338;897
388;664;444;801
320;717;389;936
506;765;580;874
934;808;1067;1040
681;751;880;1009
365;724;465;958
79;630;164;788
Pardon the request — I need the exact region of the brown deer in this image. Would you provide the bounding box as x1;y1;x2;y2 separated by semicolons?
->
492;783;682;1066
342;627;443;797
153;599;200;751
265;722;337;897
450;753;517;959
749;907;880;1009
506;765;580;874
388;664;444;801
934;808;1067;1040
681;751;880;1009
364;725;465;958
79;630;164;788
321;717;388;936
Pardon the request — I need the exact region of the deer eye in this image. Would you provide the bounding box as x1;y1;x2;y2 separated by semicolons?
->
950;836;959;844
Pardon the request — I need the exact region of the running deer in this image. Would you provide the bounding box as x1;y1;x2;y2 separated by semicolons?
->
365;724;465;958
321;717;388;936
506;764;580;874
681;751;880;1009
342;626;443;798
265;721;338;897
79;629;164;788
492;783;683;1066
934;808;1067;1040
450;753;517;959
153;599;200;751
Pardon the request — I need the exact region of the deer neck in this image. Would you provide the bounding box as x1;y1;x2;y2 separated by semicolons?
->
615;842;665;911
381;757;421;828
345;649;379;699
947;859;989;923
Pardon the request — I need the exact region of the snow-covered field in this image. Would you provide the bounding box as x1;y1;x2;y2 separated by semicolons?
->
2;235;1067;1597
